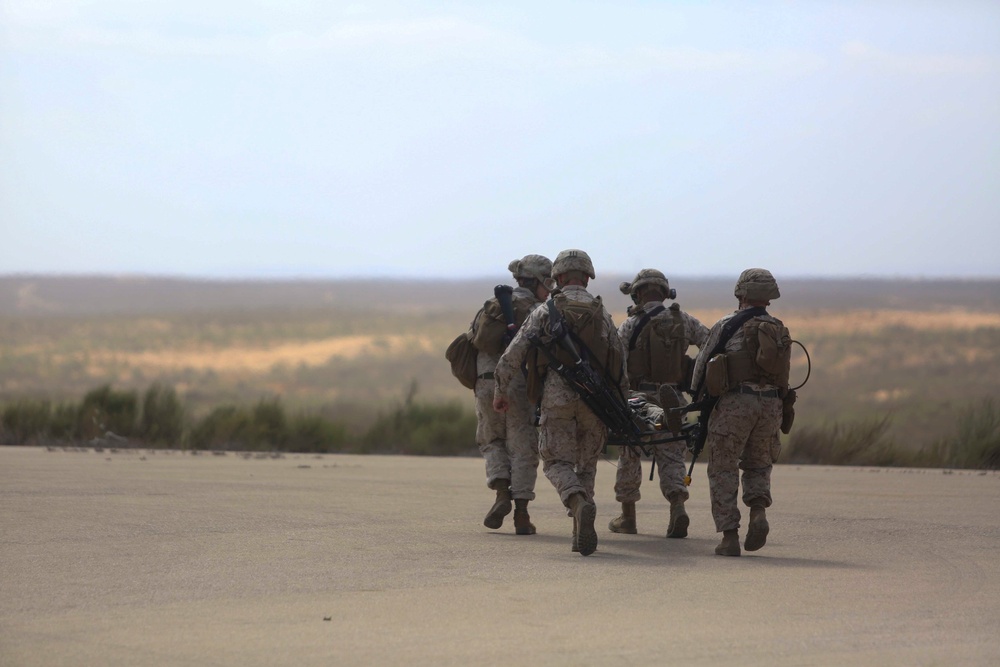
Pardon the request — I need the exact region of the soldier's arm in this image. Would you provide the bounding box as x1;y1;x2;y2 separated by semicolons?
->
690;320;724;392
684;311;711;350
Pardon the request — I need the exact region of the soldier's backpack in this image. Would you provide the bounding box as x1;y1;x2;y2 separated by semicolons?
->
445;331;478;390
470;298;511;356
527;293;623;402
627;302;690;386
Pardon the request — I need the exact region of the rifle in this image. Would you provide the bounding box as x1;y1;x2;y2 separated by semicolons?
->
494;284;517;348
528;296;696;456
670;306;767;486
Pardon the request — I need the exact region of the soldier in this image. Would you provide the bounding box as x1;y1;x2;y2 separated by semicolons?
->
609;269;709;538
493;249;627;556
472;254;552;535
690;268;792;557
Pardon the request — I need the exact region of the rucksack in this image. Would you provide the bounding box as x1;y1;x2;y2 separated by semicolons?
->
527;293;623;402
626;302;690;386
470;298;511;356
445;331;479;390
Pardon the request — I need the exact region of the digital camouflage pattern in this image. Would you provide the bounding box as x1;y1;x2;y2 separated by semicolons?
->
473;285;544;500
495;284;627;507
705;391;782;531
613;301;709;505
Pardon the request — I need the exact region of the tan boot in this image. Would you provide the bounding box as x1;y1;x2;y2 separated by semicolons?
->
608;501;637;534
568;492;597;556
483;479;512;529
513;499;536;535
744;505;769;551
715;529;741;557
666;499;689;539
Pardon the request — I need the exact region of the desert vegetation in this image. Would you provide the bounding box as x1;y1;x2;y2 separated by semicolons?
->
0;276;997;468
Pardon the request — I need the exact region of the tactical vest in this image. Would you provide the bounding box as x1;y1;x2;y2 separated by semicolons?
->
626;302;689;387
525;293;623;403
723;315;792;389
470;293;536;356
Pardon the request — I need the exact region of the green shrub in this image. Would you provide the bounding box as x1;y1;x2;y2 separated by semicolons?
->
190;405;253;450
287;412;347;453
362;399;477;455
251;398;287;448
50;402;78;440
923;398;1000;469
139;383;185;445
784;414;906;466
78;384;137;439
1;399;52;444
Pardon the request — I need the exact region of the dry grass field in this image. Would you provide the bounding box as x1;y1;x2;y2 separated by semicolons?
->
1;275;998;452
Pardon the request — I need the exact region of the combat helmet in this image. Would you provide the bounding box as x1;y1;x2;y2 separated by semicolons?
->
619;269;674;302
734;268;780;301
508;254;552;283
551;249;595;280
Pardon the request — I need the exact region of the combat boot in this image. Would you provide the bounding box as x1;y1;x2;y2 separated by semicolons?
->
744;504;769;552
666;499;689;539
715;529;741;557
608;501;637;534
568;492;597;556
571;516;579;552
513;499;536;535
483;479;512;530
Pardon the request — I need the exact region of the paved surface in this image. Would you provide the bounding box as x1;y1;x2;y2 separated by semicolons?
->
1;446;999;667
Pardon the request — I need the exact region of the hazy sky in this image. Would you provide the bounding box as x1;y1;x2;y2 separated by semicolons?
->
2;1;999;279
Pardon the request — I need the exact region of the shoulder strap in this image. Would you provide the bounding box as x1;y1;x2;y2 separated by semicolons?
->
627;304;667;351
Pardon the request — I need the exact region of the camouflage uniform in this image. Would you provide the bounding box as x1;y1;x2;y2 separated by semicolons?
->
690;268;788;555
691;312;783;532
495;285;628;507
614;302;709;506
475;284;544;501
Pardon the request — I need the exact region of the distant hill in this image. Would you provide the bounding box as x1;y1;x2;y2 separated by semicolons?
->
1;274;998;317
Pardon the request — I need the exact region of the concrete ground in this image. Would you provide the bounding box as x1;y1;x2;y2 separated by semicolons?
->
1;446;998;667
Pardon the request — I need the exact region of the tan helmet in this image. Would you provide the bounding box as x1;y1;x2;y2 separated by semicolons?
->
551;249;595;280
619;269;670;299
508;254;552;282
734;268;780;301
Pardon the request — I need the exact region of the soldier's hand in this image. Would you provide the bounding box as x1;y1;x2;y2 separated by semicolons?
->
493;395;510;413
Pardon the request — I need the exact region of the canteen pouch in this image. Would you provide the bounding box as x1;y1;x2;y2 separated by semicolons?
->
705;353;730;397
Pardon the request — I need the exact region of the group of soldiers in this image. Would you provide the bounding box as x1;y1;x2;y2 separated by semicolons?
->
459;249;793;558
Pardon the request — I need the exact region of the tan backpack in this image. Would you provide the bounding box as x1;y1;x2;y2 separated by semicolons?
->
445;331;478;390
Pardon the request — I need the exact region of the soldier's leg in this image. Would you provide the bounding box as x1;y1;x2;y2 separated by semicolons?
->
574;403;607;504
505;387;540;536
476;380;511;529
614;445;643;503
740;396;783;551
475;379;510;487
739;397;783;509
538;403;584;505
706;396;750;534
655;439;691;538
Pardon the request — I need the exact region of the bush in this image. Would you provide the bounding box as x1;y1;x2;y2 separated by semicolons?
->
78;384;137;439
784;414;906;466
139;383;185;445
923;398;1000;469
1;399;52;444
251;398;287;449
362;393;477;456
189;405;253;450
288;412;347;453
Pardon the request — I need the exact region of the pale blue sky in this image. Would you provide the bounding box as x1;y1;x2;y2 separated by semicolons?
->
2;1;998;278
